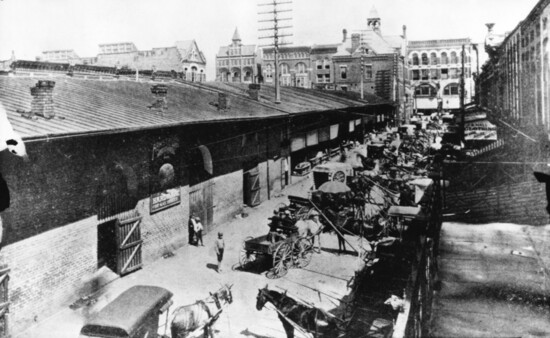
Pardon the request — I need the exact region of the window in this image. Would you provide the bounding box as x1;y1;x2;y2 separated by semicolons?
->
324;74;330;82
340;66;348;79
441;68;449;79
430;52;438;65
324;60;330;69
316;60;322;69
296;63;307;73
430;69;438;80
421;69;429;80
414;84;437;97
266;64;273;79
365;65;373;79
450;68;459;79
450;51;458;64
317;74;323;82
280;63;289;75
412;69;420;80
530;30;535;42
412;53;419;65
443;83;460;95
441;52;448;64
421;53;429;65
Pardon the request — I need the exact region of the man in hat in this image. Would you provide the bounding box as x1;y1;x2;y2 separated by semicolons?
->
308;209;323;251
188;214;196;245
192;216;204;246
215;232;225;273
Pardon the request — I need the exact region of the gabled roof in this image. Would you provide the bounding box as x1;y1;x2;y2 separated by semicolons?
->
175;40;206;64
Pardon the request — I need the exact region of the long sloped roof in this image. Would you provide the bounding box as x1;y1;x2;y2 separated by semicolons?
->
0;74;389;140
0;76;286;140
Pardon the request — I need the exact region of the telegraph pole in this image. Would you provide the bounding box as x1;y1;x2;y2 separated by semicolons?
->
460;44;466;143
258;0;293;104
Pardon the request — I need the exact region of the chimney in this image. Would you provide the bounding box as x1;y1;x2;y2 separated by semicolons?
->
248;84;261;101
149;84;168;111
218;92;229;110
486;23;495;33
351;33;361;52
30;80;55;119
342;29;348;43
402;25;407;39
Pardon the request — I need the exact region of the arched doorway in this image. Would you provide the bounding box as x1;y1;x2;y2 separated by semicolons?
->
188;145;215;231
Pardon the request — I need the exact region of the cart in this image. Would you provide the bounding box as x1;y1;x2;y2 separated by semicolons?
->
79;285;173;338
240;233;313;279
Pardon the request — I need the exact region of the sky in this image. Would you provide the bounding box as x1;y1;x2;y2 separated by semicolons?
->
0;0;541;79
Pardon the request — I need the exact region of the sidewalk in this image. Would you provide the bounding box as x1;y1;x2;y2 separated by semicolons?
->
431;222;550;337
19;175;362;338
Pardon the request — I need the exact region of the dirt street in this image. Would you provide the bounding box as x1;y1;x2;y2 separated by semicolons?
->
18;176;364;338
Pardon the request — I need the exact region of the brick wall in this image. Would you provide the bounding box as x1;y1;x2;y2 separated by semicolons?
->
0;216;97;333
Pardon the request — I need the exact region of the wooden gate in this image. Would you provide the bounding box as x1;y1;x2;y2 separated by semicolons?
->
0;267;9;337
98;210;143;276
244;166;261;207
116;211;143;276
189;180;215;232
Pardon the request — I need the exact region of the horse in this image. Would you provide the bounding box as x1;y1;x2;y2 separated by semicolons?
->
171;284;233;338
256;286;342;338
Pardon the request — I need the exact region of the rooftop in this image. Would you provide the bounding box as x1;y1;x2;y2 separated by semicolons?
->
0;61;390;141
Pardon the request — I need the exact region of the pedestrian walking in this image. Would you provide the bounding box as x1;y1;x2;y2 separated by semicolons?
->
188;215;196;245
215;232;225;273
192;216;204;246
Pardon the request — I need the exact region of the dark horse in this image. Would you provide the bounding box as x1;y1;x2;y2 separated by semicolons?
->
256;285;342;338
171;284;233;338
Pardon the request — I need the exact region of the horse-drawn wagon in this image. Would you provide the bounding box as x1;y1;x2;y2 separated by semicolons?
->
239;204;315;279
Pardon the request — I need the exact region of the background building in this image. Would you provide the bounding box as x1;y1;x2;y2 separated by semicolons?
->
92;40;207;82
216;28;259;83
408;38;476;114
261;46;312;88
479;0;550;140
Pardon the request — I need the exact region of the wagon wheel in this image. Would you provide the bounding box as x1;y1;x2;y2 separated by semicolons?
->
296;206;310;220
239;236;257;268
332;170;346;183
266;242;292;279
294;237;313;268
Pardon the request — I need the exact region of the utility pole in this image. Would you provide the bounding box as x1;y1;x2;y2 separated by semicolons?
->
460;44;466;143
258;0;293;104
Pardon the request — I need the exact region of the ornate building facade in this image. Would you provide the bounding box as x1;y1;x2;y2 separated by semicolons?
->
408;38;476;113
261;46;312;88
216;28;259;83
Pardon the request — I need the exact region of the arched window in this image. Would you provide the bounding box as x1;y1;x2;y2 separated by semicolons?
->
441;52;448;64
450;51;458;64
443;83;460;96
414;84;437;97
295;62;307;74
421;53;429;65
280;63;290;75
430;52;438;65
412;53;419;65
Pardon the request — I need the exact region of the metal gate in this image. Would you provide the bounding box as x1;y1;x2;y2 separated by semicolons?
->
189;180;215;232
0;267;9;337
116;211;143;276
244;166;261;207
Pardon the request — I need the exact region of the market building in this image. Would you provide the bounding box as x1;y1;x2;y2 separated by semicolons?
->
216;28;259;83
0;60;392;335
478;0;550;140
408;38;476;114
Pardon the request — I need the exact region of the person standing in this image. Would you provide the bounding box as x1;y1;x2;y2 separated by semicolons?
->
188;215;196;245
192;216;204;246
215;232;225;273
